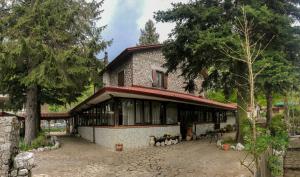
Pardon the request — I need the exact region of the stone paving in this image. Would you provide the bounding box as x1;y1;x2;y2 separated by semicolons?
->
284;137;300;177
32;136;250;177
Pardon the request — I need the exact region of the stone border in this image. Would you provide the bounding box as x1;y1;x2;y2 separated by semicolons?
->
26;136;60;153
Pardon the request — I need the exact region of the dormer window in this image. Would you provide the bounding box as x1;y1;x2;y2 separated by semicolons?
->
152;70;168;89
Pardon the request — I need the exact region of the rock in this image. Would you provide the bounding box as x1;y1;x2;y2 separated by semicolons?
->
236;143;245;151
174;139;179;144
10;169;18;177
149;136;155;146
37;148;44;152
14;152;35;170
50;136;58;145
217;140;223;148
18;169;28;176
230;145;236;150
273;150;284;156
155;142;160;146
54;142;60;149
186;136;192;141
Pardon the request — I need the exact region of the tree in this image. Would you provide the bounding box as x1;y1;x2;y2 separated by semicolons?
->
138;19;160;45
155;0;300;142
0;0;109;144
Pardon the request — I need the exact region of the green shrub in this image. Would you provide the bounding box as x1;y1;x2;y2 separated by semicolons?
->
222;137;235;145
268;155;283;177
19;132;52;151
225;124;233;132
19;139;30;151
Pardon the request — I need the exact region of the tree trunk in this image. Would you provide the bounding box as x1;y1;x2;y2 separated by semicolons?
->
24;85;38;145
265;86;273;128
235;62;248;143
36;86;41;132
36;99;41;132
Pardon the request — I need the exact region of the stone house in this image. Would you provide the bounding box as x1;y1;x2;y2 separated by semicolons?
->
70;44;236;149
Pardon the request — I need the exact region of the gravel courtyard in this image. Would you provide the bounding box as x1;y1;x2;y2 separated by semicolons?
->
32;136;251;177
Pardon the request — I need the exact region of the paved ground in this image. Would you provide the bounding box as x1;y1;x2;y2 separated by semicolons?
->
284;137;300;177
32;136;251;177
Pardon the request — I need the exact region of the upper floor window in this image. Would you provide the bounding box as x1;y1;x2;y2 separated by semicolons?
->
152;70;168;89
118;70;125;86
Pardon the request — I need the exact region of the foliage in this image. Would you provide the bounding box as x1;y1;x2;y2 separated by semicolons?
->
268;155;283;177
222;136;235;145
19;131;52;151
206;89;237;103
138;19;160;45
42;127;65;132
225;124;234;132
154;0;300;143
0;0;110;143
49;84;95;112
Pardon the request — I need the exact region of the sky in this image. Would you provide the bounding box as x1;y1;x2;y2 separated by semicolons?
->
98;0;188;60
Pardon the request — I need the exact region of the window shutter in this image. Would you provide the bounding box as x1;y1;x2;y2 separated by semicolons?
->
152;70;157;87
118;71;125;86
163;73;168;89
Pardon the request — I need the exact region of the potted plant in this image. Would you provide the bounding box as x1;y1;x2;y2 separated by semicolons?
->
186;121;193;141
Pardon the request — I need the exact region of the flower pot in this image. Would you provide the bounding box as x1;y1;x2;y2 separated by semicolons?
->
223;144;230;151
187;127;193;137
115;144;123;151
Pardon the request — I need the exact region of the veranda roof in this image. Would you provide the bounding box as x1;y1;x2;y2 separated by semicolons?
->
71;86;237;113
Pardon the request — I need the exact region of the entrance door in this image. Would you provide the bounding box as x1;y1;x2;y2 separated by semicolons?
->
214;112;220;130
179;110;188;139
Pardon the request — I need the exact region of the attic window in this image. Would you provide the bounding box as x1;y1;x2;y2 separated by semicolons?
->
152;70;168;89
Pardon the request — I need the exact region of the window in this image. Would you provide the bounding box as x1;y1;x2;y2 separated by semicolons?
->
122;99;134;125
152;70;168;89
157;71;164;88
135;100;143;124
118;70;125;86
152;101;161;124
144;101;151;124
166;103;177;124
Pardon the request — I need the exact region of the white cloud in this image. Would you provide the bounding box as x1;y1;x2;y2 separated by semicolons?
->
99;0;118;26
137;0;189;42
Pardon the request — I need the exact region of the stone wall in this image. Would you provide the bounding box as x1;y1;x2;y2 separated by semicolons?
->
101;48;203;96
78;125;180;149
104;56;133;87
0;116;19;177
132;49;203;95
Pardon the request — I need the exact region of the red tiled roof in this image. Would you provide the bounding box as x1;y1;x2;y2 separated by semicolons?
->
71;86;237;112
19;112;70;120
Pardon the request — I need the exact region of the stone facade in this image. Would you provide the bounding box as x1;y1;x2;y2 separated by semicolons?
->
132;49;203;95
78;125;180;149
103;56;133;87
101;48;203;95
0;116;19;177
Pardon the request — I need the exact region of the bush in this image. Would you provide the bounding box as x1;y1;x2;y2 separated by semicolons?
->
19;132;52;151
225;124;233;132
268;155;283;177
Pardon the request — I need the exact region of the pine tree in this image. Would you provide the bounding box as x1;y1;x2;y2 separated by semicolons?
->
155;0;300;142
0;0;110;144
138;19;160;45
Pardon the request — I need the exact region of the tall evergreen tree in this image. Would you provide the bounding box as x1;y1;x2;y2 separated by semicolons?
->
155;0;300;141
0;0;109;144
138;19;160;45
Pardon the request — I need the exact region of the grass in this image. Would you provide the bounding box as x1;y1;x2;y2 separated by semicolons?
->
42;127;65;132
19;131;53;151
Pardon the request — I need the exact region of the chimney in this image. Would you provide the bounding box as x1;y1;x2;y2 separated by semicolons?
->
104;52;108;66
